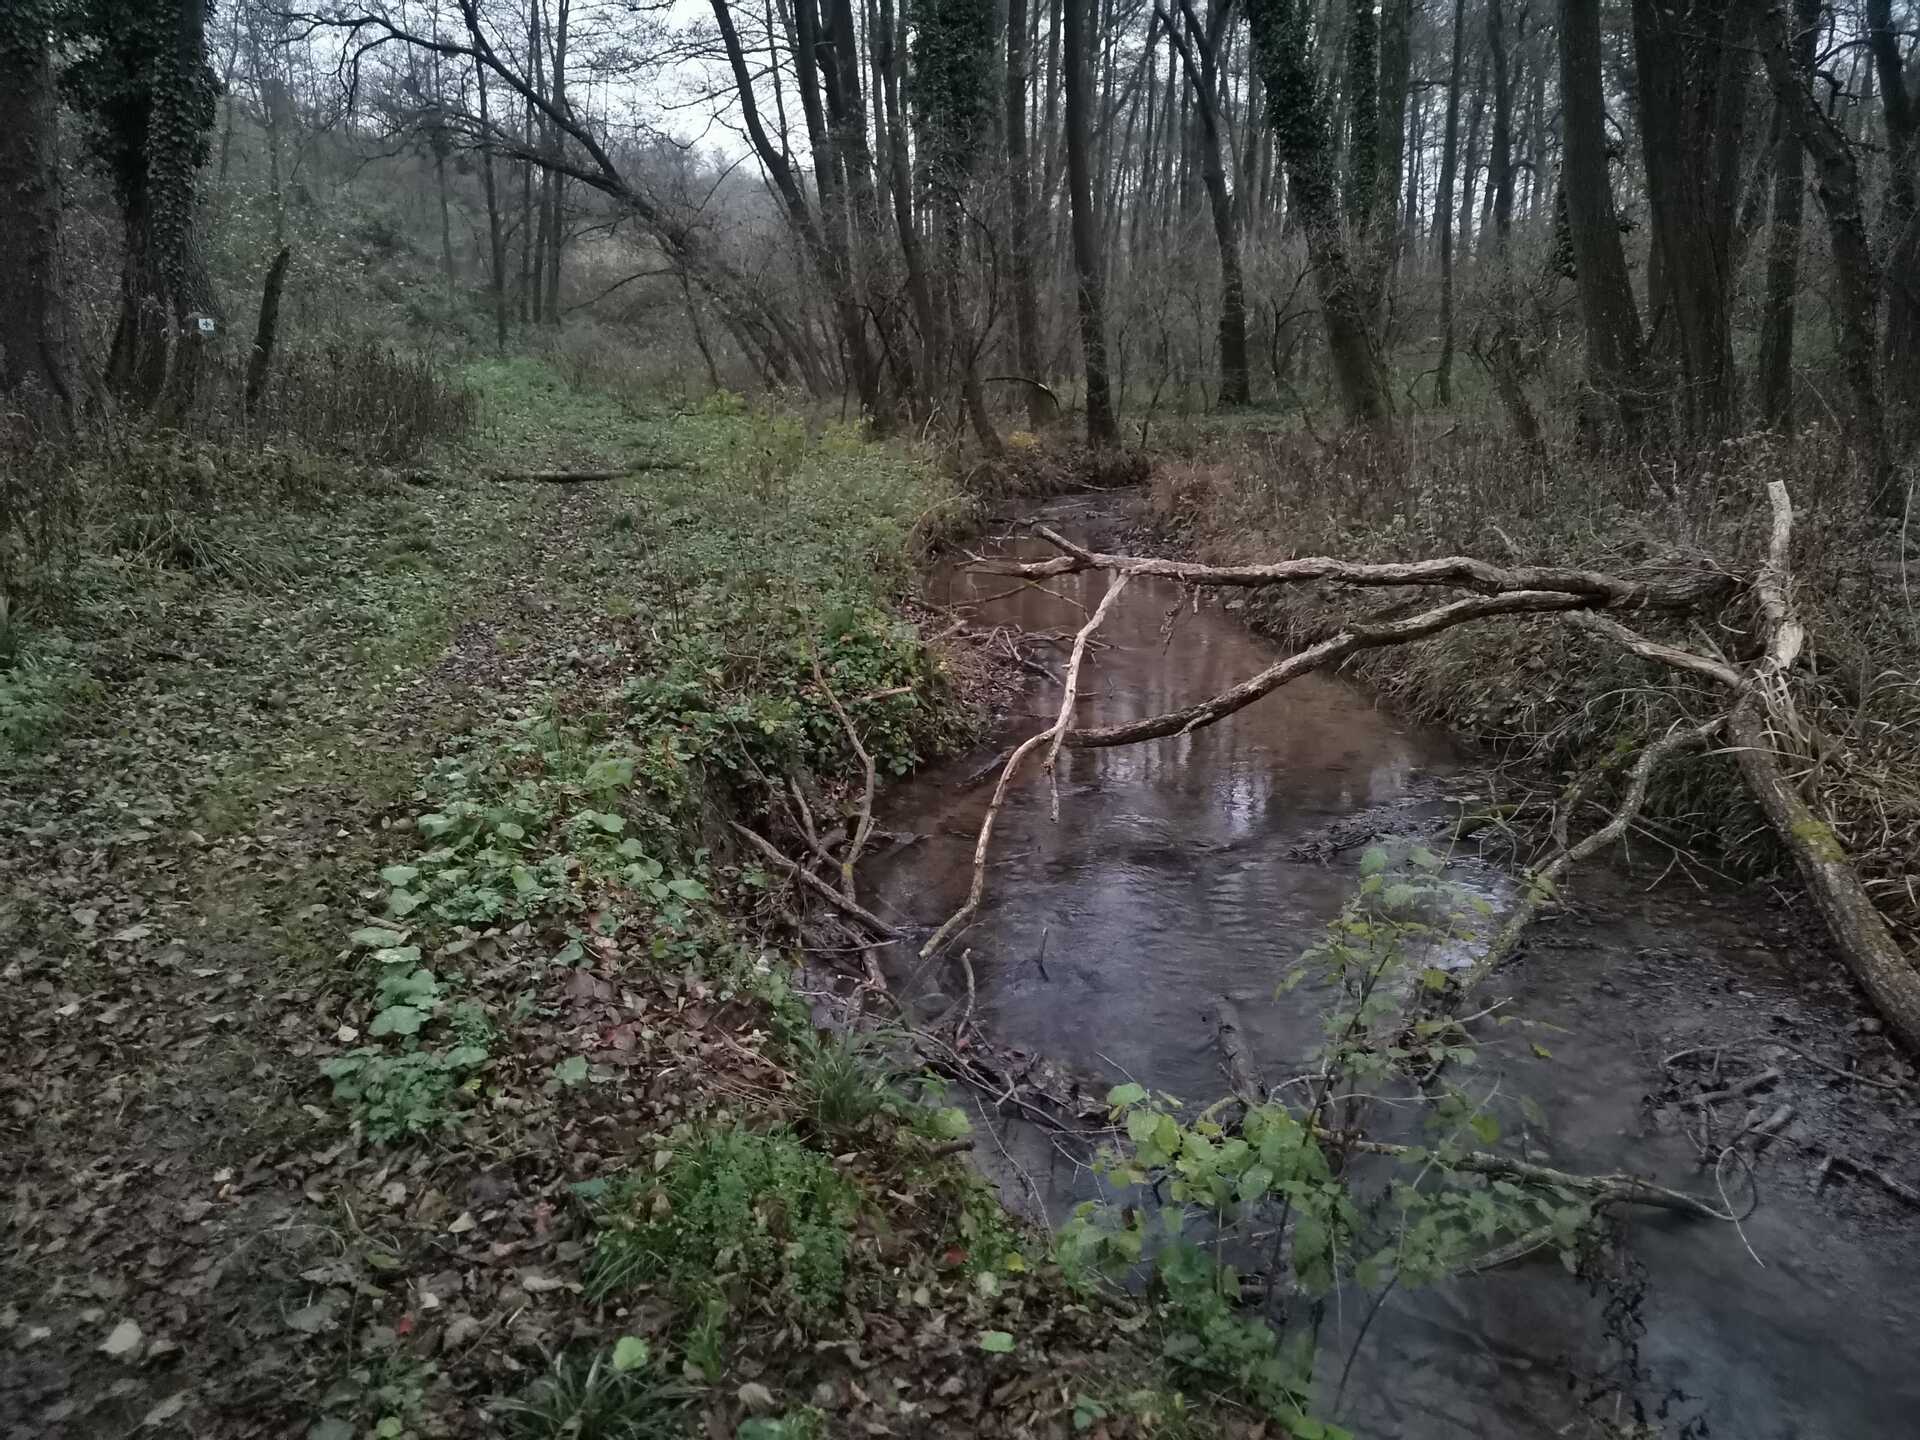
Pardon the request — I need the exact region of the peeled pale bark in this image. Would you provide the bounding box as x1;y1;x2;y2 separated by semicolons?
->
1063;0;1120;446
1558;0;1651;436
0;15;77;436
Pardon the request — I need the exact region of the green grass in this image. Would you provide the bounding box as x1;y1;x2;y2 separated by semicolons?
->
585;1128;859;1319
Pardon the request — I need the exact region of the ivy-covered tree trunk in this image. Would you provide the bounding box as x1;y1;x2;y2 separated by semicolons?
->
76;0;221;415
0;2;79;436
1249;0;1390;422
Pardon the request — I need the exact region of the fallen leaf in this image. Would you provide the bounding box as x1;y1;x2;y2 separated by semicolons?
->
141;1391;189;1427
110;925;153;942
99;1319;143;1358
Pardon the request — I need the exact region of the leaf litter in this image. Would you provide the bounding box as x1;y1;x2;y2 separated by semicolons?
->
0;392;1173;1439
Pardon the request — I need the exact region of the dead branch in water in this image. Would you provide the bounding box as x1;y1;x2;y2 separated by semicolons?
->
921;571;1133;960
1318;1128;1751;1221
1458;717;1726;991
935;480;1920;1052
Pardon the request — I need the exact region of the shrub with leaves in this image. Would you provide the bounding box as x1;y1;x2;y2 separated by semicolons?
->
1057;851;1587;1435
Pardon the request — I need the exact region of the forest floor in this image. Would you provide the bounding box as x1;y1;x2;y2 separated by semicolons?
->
0;368;1192;1440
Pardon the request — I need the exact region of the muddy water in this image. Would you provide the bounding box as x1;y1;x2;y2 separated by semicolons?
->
868;495;1920;1439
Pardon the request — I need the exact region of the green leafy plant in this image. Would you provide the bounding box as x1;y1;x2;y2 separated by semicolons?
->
585;1128;858;1323
497;1343;691;1440
1056;851;1585;1434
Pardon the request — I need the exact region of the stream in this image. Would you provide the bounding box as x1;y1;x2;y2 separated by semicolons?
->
866;494;1920;1439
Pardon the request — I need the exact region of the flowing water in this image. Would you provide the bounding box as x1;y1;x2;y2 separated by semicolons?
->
866;494;1920;1439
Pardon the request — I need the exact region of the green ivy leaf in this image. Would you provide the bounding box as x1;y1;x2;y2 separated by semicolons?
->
1359;846;1390;876
350;926;407;949
610;1336;649;1372
666;877;709;901
369;1005;425;1037
977;1330;1015;1354
379;865;419;887
552;1055;589;1086
388;889;422;917
1106;1082;1147;1108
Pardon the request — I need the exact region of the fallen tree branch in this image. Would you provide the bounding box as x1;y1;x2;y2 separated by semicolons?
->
728;823;901;940
1662;1033;1910;1093
811;659;876;905
922;572;1134;960
485;461;685;483
1064;590;1596;750
968;526;1733;611
1457;717;1726;991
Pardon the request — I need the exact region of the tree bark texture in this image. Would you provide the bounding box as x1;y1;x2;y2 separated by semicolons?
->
1064;0;1121;445
0;7;78;436
1558;0;1651;436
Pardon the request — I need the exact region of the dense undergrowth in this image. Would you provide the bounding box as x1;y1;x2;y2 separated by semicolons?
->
1141;420;1920;939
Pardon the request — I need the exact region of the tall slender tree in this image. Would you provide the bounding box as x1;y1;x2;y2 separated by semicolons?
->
0;0;79;435
1063;0;1120;443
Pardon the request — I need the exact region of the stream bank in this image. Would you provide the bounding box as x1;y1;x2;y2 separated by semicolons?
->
876;490;1920;1438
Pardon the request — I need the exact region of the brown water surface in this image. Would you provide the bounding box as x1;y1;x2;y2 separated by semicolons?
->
867;495;1920;1439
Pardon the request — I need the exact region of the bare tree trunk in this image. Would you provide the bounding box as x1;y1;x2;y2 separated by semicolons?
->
471;27;511;352
1064;0;1120;444
875;0;935;407
1485;0;1540;441
0;10;78;436
1456;50;1488;259
1006;0;1045;424
1759;0;1894;511
1434;0;1468;406
1629;0;1750;440
1868;0;1919;401
1161;0;1251;407
244;245;291;417
1756;0;1811;430
1558;0;1651;436
541;0;569;324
